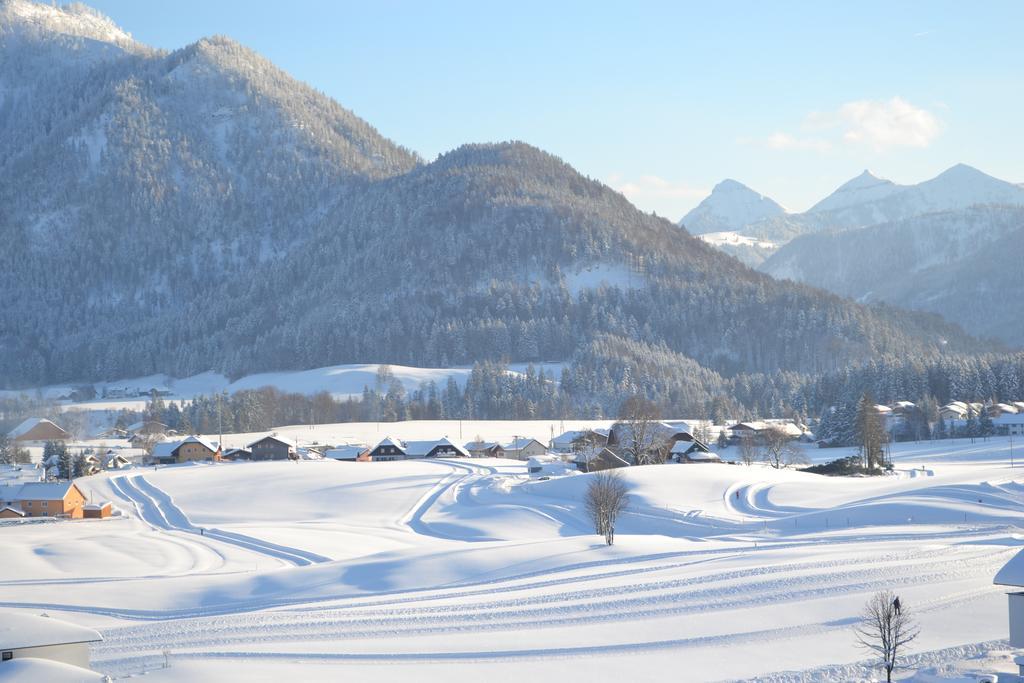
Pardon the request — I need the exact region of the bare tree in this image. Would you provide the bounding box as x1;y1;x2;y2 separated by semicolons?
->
760;427;807;469
738;432;757;466
854;591;919;682
584;471;628;546
616;395;664;465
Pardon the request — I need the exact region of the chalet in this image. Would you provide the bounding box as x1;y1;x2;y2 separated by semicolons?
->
247;435;298;461
83;502;112;519
0;610;103;669
502;437;548;461
464;441;505;458
0;482;87;519
670;440;721;464
994;550;1024;677
551;429;610;453
8;418;70;444
369;436;407;461
573;447;630;473
152;436;220;464
325;445;370;462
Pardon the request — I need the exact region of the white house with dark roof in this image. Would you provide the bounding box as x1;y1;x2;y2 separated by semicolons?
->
994;550;1024;676
501;437;547;460
0;611;102;668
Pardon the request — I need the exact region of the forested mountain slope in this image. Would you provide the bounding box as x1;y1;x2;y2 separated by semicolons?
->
0;0;990;389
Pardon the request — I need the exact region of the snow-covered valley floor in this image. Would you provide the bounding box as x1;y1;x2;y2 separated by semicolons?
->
3;437;1023;681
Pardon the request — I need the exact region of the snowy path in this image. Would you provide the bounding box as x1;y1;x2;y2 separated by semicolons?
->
111;474;330;567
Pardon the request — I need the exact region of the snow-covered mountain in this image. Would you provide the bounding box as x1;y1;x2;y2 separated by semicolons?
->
806;170;903;213
0;0;985;390
689;164;1024;267
679;179;787;235
762;205;1024;345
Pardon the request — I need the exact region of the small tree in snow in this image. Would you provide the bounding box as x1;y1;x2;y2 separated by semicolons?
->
738;432;757;466
854;591;919;683
760;427;807;469
585;471;628;546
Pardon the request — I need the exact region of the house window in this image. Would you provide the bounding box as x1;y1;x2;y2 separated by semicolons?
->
2;651;12;661
41;501;48;508
25;501;31;507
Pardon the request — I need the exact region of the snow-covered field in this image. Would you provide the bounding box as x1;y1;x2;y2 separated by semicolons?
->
3;435;1023;681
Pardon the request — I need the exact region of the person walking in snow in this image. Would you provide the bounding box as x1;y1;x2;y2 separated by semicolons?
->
893;596;901;615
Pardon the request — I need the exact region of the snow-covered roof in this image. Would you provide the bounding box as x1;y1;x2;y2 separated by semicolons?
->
995;549;1024;587
0;506;25;517
151;441;179;458
3;481;81;501
7;417;66;439
325;445;367;460
83;501;111;510
465;440;501;450
503;437;545;451
375;436;405;450
0;611;102;650
551;429;609;448
178;435;220;452
994;414;1024;425
0;657;106;682
247;434;297;449
573;447;630;467
404;437;470;458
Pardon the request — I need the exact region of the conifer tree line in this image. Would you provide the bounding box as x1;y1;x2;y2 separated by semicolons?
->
87;352;1024;436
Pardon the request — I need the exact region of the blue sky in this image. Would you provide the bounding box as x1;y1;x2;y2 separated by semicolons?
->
88;0;1023;218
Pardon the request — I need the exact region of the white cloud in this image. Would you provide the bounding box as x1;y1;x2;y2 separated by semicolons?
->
752;97;942;154
834;97;942;150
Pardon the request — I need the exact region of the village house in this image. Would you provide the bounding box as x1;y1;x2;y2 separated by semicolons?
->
501;437;548;460
573;447;630;473
152;436;220;464
0;610;103;670
247;435;298;461
940;401;969;421
102;451;132;470
0;481;87;519
726;420;803;445
7;418;70;444
988;403;1020;418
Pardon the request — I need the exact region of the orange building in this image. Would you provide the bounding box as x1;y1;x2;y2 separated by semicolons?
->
0;481;87;518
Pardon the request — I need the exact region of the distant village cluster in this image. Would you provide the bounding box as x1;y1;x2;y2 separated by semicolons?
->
4;395;1023;523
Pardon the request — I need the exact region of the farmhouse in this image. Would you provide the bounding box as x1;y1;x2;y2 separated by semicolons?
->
0;482;87;519
247;435;298;461
221;448;253;461
995;414;1024;437
7;418;70;443
0;610;102;669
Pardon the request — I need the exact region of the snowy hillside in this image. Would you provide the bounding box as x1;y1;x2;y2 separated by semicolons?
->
679;179;787;235
4;436;1024;681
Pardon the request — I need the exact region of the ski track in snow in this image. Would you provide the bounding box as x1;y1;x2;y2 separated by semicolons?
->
4;442;1024;681
111;474;330;566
